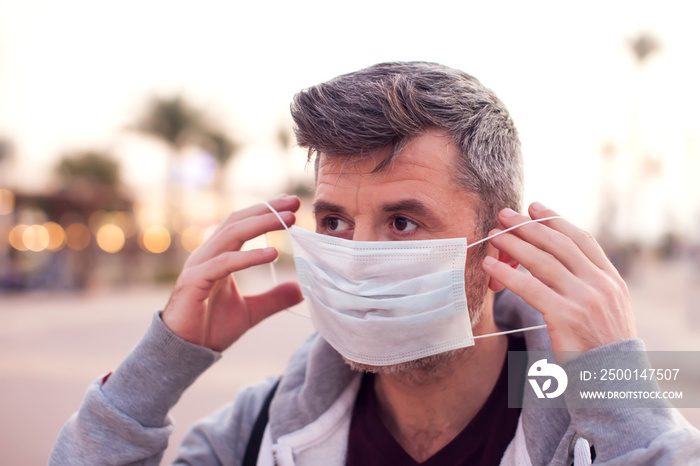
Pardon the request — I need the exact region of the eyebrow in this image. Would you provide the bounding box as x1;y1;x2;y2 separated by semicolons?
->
313;198;441;225
382;199;441;225
312;200;347;217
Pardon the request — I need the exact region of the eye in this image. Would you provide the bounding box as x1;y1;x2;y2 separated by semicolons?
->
325;216;350;232
392;216;418;232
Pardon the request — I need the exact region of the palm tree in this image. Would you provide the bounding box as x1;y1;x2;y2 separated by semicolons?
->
625;32;662;244
55;150;125;211
133;95;204;149
54;149;130;288
132;95;239;226
200;128;239;208
629;32;660;65
56;150;121;188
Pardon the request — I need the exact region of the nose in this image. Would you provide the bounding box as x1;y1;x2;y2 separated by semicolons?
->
352;223;382;242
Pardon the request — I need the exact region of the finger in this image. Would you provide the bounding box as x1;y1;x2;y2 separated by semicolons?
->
186;247;280;300
244;281;304;326
215;195;300;235
495;209;598;281
498;205;615;276
482;255;568;319
189;212;295;267
529;203;616;273
487;229;580;295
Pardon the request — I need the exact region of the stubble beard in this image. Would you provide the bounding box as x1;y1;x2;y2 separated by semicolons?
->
344;245;490;385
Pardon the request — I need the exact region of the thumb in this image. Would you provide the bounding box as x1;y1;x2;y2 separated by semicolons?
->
245;281;304;326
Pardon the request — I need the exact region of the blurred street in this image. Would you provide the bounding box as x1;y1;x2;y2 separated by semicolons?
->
0;264;316;465
1;259;699;464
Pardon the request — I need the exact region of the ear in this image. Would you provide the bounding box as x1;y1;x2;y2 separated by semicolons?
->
487;250;520;292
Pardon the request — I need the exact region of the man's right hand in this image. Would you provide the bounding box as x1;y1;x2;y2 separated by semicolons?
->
161;195;304;352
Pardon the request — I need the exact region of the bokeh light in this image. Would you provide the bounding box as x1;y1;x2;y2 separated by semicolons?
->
96;224;125;253
112;211;136;237
65;223;91;251
135;205;167;230
43;222;66;251
181;225;204;252
141;225;171;253
0;189;15;215
9;224;28;251
22;224;50;252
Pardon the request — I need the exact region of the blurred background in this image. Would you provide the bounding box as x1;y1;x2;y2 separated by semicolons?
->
1;0;699;463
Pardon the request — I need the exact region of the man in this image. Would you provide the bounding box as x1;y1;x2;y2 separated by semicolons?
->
51;62;699;465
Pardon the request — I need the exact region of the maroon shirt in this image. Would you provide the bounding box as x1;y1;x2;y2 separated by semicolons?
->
346;336;524;466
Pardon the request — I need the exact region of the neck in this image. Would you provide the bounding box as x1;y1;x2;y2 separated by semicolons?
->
372;316;507;463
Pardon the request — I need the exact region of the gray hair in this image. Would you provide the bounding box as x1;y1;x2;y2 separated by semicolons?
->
290;61;523;236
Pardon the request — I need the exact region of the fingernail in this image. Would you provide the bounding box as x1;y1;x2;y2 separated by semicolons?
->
531;202;546;212
483;256;497;266
263;247;277;253
502;208;518;218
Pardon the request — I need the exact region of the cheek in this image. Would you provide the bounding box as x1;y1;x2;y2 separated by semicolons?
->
464;245;490;287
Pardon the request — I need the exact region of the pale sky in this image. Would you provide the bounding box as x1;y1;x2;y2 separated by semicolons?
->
1;0;699;242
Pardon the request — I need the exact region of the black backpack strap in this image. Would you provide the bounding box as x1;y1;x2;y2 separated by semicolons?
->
242;377;281;466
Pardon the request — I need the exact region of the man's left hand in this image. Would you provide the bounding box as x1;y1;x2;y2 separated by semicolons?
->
482;202;637;356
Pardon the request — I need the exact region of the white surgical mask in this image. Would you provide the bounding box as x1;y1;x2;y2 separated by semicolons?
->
264;202;557;366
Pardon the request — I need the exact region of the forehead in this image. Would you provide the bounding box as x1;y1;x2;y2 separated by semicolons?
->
316;130;456;186
314;130;478;221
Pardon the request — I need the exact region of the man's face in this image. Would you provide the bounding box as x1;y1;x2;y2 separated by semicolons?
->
313;129;494;374
313;129;480;244
314;129;492;323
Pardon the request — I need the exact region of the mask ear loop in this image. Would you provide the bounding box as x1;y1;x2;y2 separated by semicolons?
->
469;215;562;339
262;201;311;319
473;325;548;339
466;216;562;249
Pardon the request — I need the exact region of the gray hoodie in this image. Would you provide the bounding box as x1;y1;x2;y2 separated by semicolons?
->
49;290;700;465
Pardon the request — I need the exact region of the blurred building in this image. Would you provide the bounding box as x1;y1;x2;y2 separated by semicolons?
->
0;187;137;290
